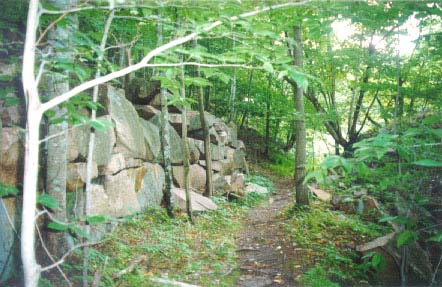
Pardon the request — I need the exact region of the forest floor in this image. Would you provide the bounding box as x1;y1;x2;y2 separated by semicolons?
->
236;170;302;287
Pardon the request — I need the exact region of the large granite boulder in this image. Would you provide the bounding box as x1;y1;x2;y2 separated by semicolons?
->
67;115;116;166
226;122;238;147
140;119;161;162
103;168;145;217
98;153;144;176
0;127;24;186
137;163;165;209
66;162;98;192
188;111;218;132
171;188;217;212
172;164;207;192
105;85;146;160
149;114;184;164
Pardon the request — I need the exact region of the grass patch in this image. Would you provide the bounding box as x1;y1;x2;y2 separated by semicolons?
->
262;152;294;177
73;191;272;287
283;203;392;286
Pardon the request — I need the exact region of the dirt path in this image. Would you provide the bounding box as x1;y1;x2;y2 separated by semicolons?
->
236;178;296;287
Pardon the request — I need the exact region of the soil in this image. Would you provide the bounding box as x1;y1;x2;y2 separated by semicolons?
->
236;175;300;287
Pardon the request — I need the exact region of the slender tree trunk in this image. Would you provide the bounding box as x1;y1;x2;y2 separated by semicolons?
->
204;86;211;112
194;43;214;197
178;50;193;221
265;95;271;157
293;26;309;206
45;0;77;259
83;10;115;287
21;1;42;286
156;13;174;218
228;36;237;123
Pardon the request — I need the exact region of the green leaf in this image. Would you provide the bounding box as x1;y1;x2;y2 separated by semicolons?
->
262;62;274;74
184;77;212;87
413;159;442;168
70;224;90;239
379;215;397;223
287;69;309;92
0;182;19;197
397;230;418;248
48;221;68;231
37;193;61;211
428;231;442;242
86;215;107;224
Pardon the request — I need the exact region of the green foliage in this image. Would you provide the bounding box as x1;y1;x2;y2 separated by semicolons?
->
299;266;340;287
0;182;18;197
263;152;294;177
81;194;266;286
284;204;391;285
396;230;418;248
37;193;60;210
246;174;275;193
362;252;386;273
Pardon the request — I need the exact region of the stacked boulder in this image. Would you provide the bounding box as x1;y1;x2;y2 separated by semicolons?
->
65;84;249;217
0;83;251;282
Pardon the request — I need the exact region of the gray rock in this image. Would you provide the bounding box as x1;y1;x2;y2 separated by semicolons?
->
188;111;218;132
99;153;126;175
103;168;144;217
149;114;183;164
66;162;98;192
245;183;269;195
188;141;201;164
199;159;234;175
211;144;226;161
137;163;165;209
106;85;146;159
233;149;248;171
171;187;217;212
172;164;207;192
189;126;221;144
0;197;19;283
0;127;24;186
226;122;238;147
134;105;160;121
85;184;110;216
67;115;116;166
214;175;232;195
140;119;161;162
231;172;246;192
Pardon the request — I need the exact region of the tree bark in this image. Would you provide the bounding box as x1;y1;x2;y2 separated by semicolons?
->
194;43;214;197
45;0;77;259
293;26;309;206
179;54;193;222
156;13;174;218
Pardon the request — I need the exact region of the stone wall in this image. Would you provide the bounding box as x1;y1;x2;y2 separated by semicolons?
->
0;84;248;283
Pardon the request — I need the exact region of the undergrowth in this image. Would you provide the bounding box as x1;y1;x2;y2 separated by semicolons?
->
64;183;271;287
283;203;392;286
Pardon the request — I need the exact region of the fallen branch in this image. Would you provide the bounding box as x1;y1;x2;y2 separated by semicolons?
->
113;255;147;279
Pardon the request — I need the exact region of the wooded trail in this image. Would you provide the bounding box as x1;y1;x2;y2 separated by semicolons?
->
236;178;297;287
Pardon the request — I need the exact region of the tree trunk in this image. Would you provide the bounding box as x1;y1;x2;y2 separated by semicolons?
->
156;12;174;218
293;26;309;206
179;55;193;222
228;37;237;123
264;94;271;157
45;0;77;259
194;43;214;197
